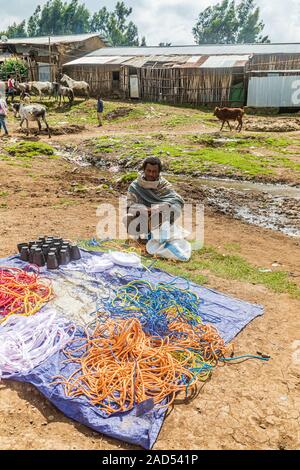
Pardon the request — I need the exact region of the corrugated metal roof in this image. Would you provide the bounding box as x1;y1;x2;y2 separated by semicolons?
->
250;69;300;73
64;53;249;69
122;56;149;68
86;43;300;57
139;55;195;67
199;55;250;68
64;55;132;66
1;33;107;46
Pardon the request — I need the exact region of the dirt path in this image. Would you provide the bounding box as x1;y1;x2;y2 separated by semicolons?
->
0;151;299;450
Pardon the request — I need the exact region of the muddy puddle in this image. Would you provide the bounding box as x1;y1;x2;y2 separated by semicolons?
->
176;176;300;237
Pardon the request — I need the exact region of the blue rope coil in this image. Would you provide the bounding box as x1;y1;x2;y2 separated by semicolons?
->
103;279;209;338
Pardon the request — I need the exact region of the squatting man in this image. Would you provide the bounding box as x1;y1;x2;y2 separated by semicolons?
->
126;156;184;241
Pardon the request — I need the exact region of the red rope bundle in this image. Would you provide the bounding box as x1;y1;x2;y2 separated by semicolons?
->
0;267;52;321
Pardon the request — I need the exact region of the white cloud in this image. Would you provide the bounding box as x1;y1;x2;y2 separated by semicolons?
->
0;0;300;44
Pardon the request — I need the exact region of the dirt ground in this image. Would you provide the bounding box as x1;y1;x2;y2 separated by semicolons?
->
0;108;300;450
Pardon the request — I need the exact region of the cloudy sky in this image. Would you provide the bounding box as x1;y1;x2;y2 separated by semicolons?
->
0;0;300;44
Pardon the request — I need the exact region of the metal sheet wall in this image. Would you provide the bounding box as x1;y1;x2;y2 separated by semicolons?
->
247;75;300;107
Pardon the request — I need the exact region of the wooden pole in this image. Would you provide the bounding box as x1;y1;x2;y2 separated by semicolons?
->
48;36;51;81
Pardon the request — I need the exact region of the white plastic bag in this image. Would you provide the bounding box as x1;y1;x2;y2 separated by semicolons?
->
146;238;191;261
151;221;190;243
146;222;192;261
85;257;114;273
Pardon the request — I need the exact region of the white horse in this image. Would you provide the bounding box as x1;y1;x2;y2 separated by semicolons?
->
12;103;51;138
30;81;54;100
60;74;90;99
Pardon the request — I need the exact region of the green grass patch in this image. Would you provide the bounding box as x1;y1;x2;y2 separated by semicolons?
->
0;191;8;197
150;246;300;299
118;171;138;183
51;198;77;208
188;133;291;150
168;148;275;176
186;246;300;298
85;133;300;179
7;162;32;168
71;183;89;193
5;141;55;158
223;242;241;253
48;99;216;128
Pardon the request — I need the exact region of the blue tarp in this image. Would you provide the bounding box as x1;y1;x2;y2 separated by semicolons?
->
0;250;264;448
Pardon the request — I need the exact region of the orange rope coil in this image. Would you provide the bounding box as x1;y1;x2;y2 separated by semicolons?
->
53;315;229;415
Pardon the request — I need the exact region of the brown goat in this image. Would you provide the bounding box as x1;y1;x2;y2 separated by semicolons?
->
213;106;244;132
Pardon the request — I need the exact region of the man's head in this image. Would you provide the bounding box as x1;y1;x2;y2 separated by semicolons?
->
142;157;162;181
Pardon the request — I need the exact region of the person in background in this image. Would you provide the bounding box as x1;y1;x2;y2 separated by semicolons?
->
97;96;104;127
6;75;15;103
0;95;9;137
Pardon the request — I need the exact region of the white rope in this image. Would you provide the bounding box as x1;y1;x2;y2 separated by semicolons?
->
0;309;76;379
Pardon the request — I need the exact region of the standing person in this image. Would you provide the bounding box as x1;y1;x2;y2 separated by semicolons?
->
6;75;15;103
97;96;104;127
0;96;9;137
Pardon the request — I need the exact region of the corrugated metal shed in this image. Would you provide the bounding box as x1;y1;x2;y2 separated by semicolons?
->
86;43;300;57
247;75;300;106
0;33;107;45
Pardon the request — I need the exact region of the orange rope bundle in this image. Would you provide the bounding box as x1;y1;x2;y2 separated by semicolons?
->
0;267;52;322
53;318;197;415
53;315;229;415
165;307;228;362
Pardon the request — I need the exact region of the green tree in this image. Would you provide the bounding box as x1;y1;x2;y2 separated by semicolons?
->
27;0;90;36
192;0;270;44
38;0;65;35
90;1;141;46
0;58;28;80
2;0;145;45
236;0;269;43
90;7;110;36
5;21;27;38
63;0;90;34
27;5;41;37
